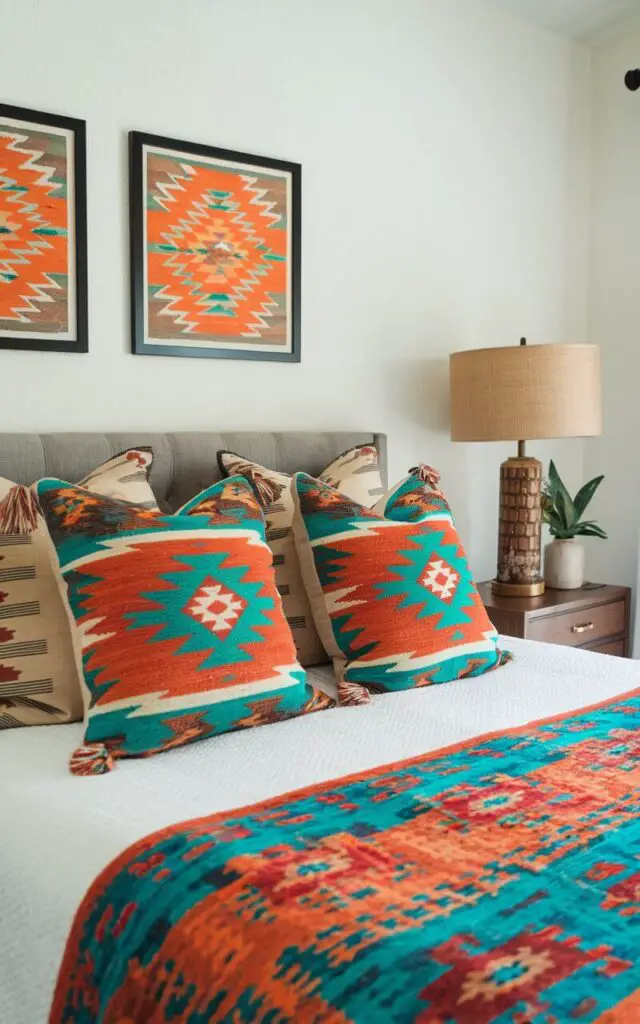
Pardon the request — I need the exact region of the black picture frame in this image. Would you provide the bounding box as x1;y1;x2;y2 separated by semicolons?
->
0;103;88;353
129;131;301;362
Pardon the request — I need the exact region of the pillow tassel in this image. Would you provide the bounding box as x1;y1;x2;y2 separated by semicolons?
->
337;670;372;707
409;464;441;489
70;743;114;776
0;485;41;535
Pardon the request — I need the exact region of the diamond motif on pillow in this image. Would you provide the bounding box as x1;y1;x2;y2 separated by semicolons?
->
422;558;459;602
186;580;246;634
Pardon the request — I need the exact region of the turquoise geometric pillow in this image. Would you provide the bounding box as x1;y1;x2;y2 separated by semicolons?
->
293;471;510;705
36;475;333;774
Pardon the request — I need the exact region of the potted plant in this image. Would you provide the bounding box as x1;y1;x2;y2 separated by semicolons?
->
541;461;607;589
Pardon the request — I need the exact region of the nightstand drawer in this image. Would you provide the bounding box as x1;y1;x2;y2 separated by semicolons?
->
588;638;626;657
528;600;626;648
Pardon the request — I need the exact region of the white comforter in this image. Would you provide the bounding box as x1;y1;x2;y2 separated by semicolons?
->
1;638;638;1024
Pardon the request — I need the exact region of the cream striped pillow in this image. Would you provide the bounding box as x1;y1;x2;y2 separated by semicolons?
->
218;445;383;665
0;449;157;729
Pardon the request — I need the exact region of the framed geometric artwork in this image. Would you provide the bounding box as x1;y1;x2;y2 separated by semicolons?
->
129;131;301;362
0;103;88;353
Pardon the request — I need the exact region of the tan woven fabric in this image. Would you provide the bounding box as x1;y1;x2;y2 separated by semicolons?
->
218;445;383;665
76;448;157;507
0;450;157;729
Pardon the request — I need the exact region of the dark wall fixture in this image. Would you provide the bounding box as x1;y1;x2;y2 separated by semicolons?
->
625;69;640;91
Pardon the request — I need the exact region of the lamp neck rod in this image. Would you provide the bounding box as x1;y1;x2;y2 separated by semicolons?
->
517;339;527;456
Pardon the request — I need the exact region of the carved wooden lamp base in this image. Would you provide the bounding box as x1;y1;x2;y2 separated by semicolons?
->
491;454;545;598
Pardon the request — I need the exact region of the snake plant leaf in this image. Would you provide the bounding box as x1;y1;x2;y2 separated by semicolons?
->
555;489;572;532
576;523;608;539
547;459;560;502
573;475;604;521
548;461;576;528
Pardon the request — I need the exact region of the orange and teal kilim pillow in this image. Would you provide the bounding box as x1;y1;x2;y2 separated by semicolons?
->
293;471;510;705
35;476;332;774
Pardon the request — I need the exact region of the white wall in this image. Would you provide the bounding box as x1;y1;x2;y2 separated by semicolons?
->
1;0;587;579
584;16;640;596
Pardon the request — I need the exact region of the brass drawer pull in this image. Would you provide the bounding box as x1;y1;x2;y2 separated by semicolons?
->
571;622;594;634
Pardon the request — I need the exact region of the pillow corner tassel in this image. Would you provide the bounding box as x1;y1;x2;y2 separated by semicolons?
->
498;648;513;667
70;743;114;776
0;484;41;535
409;463;442;490
337;667;372;707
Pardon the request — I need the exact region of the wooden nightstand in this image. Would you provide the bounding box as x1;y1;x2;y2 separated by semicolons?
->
478;582;631;656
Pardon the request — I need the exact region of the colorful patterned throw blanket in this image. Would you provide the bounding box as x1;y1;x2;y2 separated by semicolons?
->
51;691;640;1023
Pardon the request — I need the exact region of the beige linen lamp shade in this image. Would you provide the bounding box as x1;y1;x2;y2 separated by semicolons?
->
450;343;602;443
449;341;602;598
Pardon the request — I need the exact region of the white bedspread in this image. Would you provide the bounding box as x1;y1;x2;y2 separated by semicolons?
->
1;638;638;1024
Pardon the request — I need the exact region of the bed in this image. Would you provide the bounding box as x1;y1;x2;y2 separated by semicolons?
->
1;431;638;1024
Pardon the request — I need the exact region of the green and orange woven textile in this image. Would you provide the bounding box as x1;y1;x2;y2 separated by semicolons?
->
36;476;331;774
51;689;640;1022
293;471;510;704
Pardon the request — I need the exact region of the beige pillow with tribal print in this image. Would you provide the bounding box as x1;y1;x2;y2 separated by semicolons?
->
0;449;157;729
218;444;384;665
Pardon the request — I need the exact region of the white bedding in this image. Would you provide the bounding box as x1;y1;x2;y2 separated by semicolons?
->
1;637;638;1024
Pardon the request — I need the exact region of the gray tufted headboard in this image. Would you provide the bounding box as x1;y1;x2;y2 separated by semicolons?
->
0;432;387;510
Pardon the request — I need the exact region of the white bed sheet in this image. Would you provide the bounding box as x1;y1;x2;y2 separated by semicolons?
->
1;637;638;1024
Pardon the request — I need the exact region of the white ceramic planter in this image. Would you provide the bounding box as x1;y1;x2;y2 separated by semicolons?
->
544;538;585;590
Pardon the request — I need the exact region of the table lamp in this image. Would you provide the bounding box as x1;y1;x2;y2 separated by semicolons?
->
449;339;602;597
